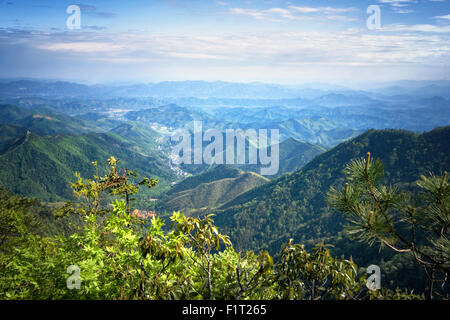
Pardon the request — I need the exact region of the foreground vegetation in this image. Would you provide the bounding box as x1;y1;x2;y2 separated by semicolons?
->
0;155;447;299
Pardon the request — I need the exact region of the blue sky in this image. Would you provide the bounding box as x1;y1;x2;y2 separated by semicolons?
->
0;0;449;85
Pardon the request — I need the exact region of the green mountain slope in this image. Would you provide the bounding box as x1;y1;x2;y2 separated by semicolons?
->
0;126;177;201
165;165;242;196
179;136;325;177
0;104;102;135
0;124;28;153
0;104;31;123
159;137;323;213
109;122;163;156
213;127;450;254
157;165;269;214
253;137;325;176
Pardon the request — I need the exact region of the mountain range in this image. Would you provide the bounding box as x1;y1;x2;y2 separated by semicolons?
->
0;79;449;293
2;79;450;99
212;127;450;254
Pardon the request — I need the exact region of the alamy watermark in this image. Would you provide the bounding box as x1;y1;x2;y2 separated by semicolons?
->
366;264;381;290
67;265;81;289
66;5;81;30
367;5;381;30
170;121;279;175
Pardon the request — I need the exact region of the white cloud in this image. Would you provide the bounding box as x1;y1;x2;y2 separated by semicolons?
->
38;42;126;53
434;14;450;20
382;23;450;32
2;24;449;83
378;0;417;13
14;28;446;68
229;5;358;22
378;0;417;4
288;6;358;14
393;8;415;13
229;8;280;21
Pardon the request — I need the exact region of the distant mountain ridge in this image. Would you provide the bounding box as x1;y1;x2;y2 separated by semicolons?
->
0;80;307;99
2;79;450;99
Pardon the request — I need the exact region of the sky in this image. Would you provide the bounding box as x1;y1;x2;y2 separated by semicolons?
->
0;0;449;85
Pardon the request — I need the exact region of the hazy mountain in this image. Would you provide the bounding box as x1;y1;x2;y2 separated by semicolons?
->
274;118;363;147
373;84;450;99
124;104;218;128
0;80;93;98
0;80;305;99
311;93;378;107
2;79;450;102
0;104;31;123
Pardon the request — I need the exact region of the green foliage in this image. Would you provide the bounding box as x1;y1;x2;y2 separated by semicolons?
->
276;240;362;300
328;152;449;299
367;288;424;300
67;157;158;216
0;185;61;299
0;157;422;300
211;127;450;293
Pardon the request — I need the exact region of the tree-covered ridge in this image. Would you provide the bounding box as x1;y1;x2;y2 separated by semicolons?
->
0;104;108;135
165;165;244;196
0;126;177;201
0;124;29;154
157;166;269;215
275;137;326;175
0;158;434;300
212;127;450;258
234;137;325;177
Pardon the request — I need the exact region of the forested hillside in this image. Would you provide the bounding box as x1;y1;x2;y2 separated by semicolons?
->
0;104;106;135
271;138;325;175
157;166;269;214
213;127;450;254
0;126;177;201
